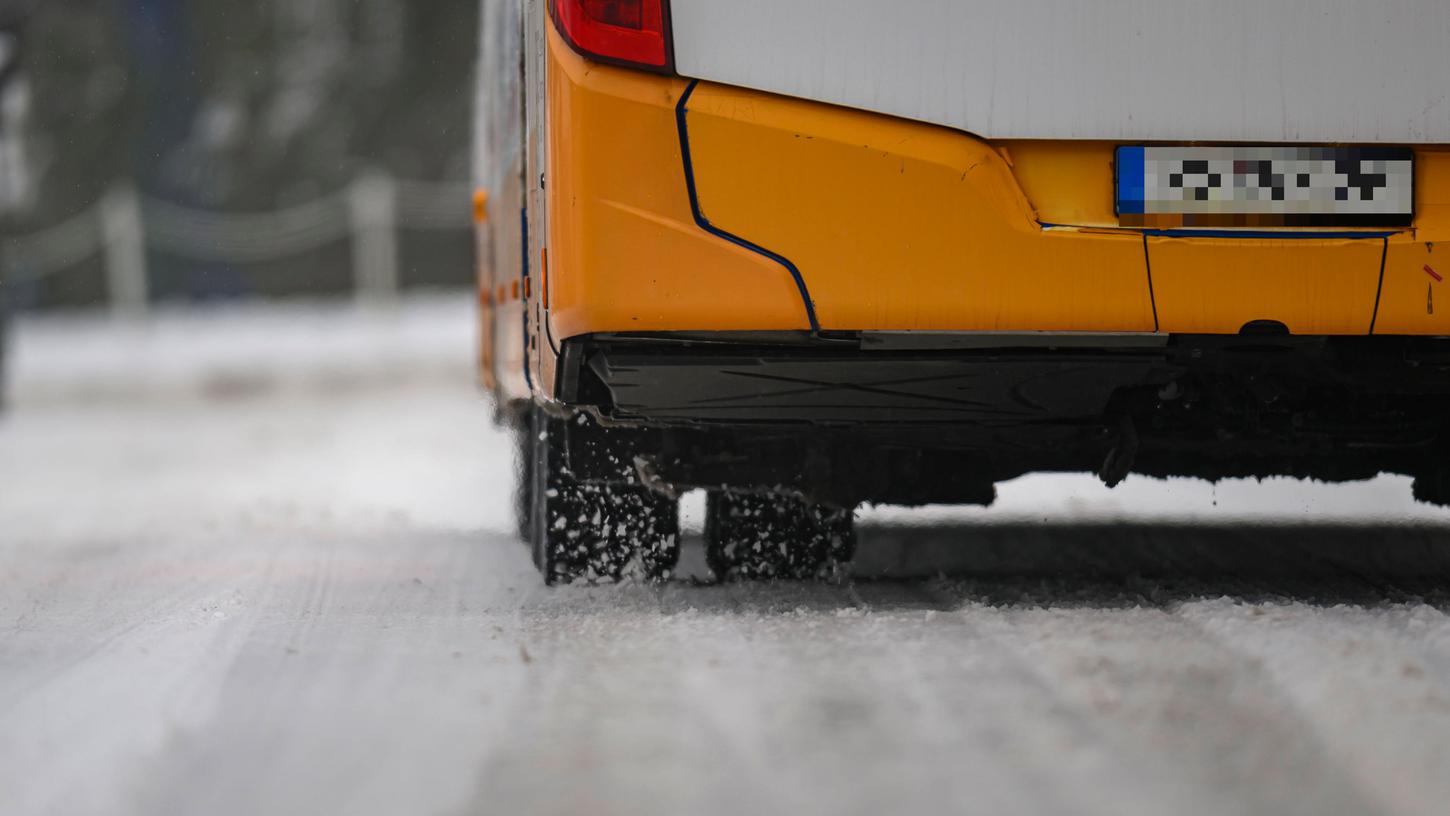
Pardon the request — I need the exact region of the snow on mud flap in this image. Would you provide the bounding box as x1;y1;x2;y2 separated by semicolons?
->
526;405;680;585
517;404;859;585
704;492;856;582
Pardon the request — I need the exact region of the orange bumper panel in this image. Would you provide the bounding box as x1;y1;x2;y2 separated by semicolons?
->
544;28;810;342
548;19;1450;339
680;82;1156;333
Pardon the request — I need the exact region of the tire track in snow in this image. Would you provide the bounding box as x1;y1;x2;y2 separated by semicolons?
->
0;538;274;816
947;588;1385;816
128;530;537;816
1174;597;1450;816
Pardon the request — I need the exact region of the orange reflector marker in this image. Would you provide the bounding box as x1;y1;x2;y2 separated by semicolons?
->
511;280;520;300
472;188;489;224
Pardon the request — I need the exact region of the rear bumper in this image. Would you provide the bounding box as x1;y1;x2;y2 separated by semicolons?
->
571;332;1165;426
568;331;1450;426
544;26;1450;345
556;331;1450;502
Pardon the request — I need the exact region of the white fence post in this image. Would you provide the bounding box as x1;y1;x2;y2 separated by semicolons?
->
100;185;148;320
348;171;399;308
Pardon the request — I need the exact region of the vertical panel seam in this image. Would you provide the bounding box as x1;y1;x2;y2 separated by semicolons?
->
674;79;822;333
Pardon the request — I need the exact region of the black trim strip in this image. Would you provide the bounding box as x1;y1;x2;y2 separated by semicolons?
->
1369;237;1389;335
1142;234;1160;333
1043;222;1399;240
520;205;534;390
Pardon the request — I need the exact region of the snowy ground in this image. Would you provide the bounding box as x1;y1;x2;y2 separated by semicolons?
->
3;294;1450;816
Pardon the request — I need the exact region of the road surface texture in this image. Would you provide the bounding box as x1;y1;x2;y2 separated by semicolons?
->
4;295;1450;816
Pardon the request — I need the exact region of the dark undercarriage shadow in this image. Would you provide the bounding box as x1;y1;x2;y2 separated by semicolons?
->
853;520;1450;579
848;520;1450;607
647;520;1450;611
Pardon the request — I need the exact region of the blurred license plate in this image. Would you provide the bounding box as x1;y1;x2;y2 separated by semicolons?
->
1116;146;1413;228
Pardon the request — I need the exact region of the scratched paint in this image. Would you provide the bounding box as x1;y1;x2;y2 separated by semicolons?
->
671;0;1450;142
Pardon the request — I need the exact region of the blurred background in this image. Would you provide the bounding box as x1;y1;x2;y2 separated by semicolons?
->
0;0;477;314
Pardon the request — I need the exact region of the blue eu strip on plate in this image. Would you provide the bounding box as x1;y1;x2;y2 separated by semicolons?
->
1115;146;1146;216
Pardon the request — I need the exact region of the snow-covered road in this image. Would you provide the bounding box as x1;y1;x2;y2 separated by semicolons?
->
3;296;1450;816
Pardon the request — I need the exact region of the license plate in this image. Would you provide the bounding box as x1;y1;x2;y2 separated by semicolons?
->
1115;146;1413;228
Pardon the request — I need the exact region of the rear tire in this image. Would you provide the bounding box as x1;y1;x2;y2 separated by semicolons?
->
528;405;680;584
704;492;856;581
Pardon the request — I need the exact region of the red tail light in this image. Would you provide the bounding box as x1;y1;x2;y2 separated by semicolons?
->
551;0;672;73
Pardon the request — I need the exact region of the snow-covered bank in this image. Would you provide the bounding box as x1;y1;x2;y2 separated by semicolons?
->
4;293;475;407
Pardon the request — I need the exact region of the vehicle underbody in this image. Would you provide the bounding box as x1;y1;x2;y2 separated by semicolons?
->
554;331;1450;505
513;330;1450;583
